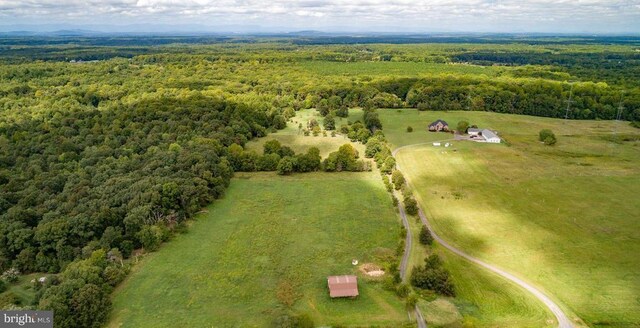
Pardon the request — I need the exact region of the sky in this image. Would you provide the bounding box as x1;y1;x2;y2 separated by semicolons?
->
0;0;639;34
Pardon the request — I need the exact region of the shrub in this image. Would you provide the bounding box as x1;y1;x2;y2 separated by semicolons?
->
539;129;557;145
407;126;413;132
396;283;410;298
272;312;314;328
406;292;418;309
1;268;20;283
0;292;21;307
312;126;321;136
0;279;6;293
419;226;434;245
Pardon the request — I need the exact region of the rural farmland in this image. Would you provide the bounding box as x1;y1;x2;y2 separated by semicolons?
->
0;13;639;327
384;110;640;327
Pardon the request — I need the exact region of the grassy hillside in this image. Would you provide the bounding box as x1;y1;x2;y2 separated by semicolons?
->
384;109;640;327
108;172;409;327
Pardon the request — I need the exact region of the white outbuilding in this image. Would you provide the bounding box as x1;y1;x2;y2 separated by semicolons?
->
481;129;501;143
468;128;481;136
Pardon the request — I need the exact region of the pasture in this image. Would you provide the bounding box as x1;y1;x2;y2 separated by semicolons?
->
108;172;409;327
385;109;640;327
245;109;361;158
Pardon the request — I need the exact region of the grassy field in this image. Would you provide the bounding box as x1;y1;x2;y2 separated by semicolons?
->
0;273;52;308
403;194;552;328
297;61;508;78
383;109;640;327
246;109;361;158
108;172;410;328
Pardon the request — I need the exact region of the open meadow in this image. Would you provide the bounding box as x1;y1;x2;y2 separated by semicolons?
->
108;172;409;327
383;109;640;327
245;109;361;158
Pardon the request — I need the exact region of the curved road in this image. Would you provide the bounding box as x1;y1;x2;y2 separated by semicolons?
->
393;143;574;328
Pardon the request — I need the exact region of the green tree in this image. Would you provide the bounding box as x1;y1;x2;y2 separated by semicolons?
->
419;226;433;245
263;139;282;155
404;197;418;216
323;114;336;130
277;157;295;175
391;170;405;190
335;105;349;118
457;120;470;134
380;157;396;174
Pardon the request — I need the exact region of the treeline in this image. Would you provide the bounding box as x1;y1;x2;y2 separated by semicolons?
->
452;50;640;87
401;76;640;121
0;93;284;325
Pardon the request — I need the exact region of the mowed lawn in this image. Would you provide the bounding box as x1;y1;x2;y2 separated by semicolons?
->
385;109;640;327
108;172;409;328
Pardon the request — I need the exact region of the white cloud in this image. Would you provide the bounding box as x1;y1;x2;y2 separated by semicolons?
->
0;0;638;33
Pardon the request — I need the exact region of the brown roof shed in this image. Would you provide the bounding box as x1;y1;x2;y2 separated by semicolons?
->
327;275;359;298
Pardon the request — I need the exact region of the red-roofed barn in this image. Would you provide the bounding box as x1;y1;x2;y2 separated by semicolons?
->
327;275;359;298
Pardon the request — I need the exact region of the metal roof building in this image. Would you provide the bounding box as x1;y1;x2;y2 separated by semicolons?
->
327;275;359;298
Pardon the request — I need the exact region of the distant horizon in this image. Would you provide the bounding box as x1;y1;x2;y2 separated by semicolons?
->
1;1;639;35
1;25;640;37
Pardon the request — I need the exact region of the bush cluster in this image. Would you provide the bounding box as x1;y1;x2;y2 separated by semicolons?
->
410;254;455;297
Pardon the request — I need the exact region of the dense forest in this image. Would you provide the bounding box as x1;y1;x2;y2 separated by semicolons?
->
1;36;639;327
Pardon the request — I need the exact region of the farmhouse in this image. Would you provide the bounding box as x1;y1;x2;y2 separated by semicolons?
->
327;275;359;298
428;119;449;132
481;129;501;143
468;128;481;136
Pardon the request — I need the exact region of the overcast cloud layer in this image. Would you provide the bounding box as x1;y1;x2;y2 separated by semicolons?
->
1;0;639;33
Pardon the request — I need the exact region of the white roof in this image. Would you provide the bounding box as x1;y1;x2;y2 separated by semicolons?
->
482;129;499;140
468;128;481;133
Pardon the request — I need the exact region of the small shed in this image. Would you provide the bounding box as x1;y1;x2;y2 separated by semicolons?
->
327;275;359;298
433;142;441;147
428;119;449;132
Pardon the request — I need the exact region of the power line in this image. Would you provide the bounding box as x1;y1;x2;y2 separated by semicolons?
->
616;91;625;122
564;83;574;120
